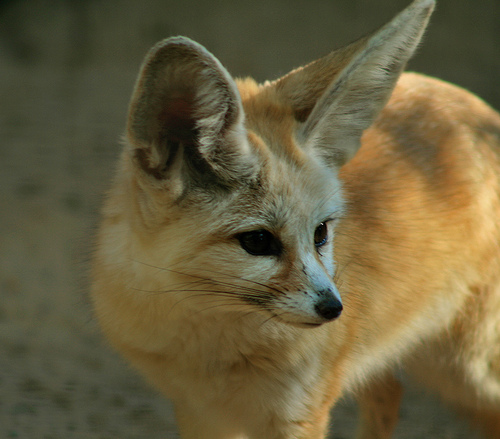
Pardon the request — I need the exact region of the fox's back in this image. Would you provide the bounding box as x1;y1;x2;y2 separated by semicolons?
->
335;72;500;387
343;72;500;277
343;72;500;258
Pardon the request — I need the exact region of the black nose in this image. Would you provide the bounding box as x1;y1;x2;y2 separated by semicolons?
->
314;296;343;321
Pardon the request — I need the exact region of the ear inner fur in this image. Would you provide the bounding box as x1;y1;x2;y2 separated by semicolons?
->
126;37;256;190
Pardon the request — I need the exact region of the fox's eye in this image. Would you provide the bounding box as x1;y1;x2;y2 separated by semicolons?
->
238;230;281;256
314;222;328;247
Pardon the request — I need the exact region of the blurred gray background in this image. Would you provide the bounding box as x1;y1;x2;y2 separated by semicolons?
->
0;0;498;438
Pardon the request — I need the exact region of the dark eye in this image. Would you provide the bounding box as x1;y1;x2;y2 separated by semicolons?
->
238;230;281;256
314;222;328;247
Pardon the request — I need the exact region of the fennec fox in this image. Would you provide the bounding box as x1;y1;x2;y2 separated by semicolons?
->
91;0;500;437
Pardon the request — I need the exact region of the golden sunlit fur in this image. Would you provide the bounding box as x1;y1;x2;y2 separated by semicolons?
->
91;0;500;437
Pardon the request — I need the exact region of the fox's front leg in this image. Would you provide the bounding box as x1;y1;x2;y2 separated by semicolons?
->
354;372;403;439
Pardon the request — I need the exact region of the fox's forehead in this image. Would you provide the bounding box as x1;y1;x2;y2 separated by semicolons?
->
210;79;345;232
212;147;343;236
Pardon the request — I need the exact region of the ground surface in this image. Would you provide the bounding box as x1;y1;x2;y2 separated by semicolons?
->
1;0;497;437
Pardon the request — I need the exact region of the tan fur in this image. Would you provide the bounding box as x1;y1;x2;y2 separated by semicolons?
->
91;0;500;437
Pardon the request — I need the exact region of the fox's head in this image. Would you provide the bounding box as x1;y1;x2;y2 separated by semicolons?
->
98;0;434;329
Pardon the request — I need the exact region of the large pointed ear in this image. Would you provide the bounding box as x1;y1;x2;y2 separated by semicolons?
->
126;37;256;190
272;0;435;168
